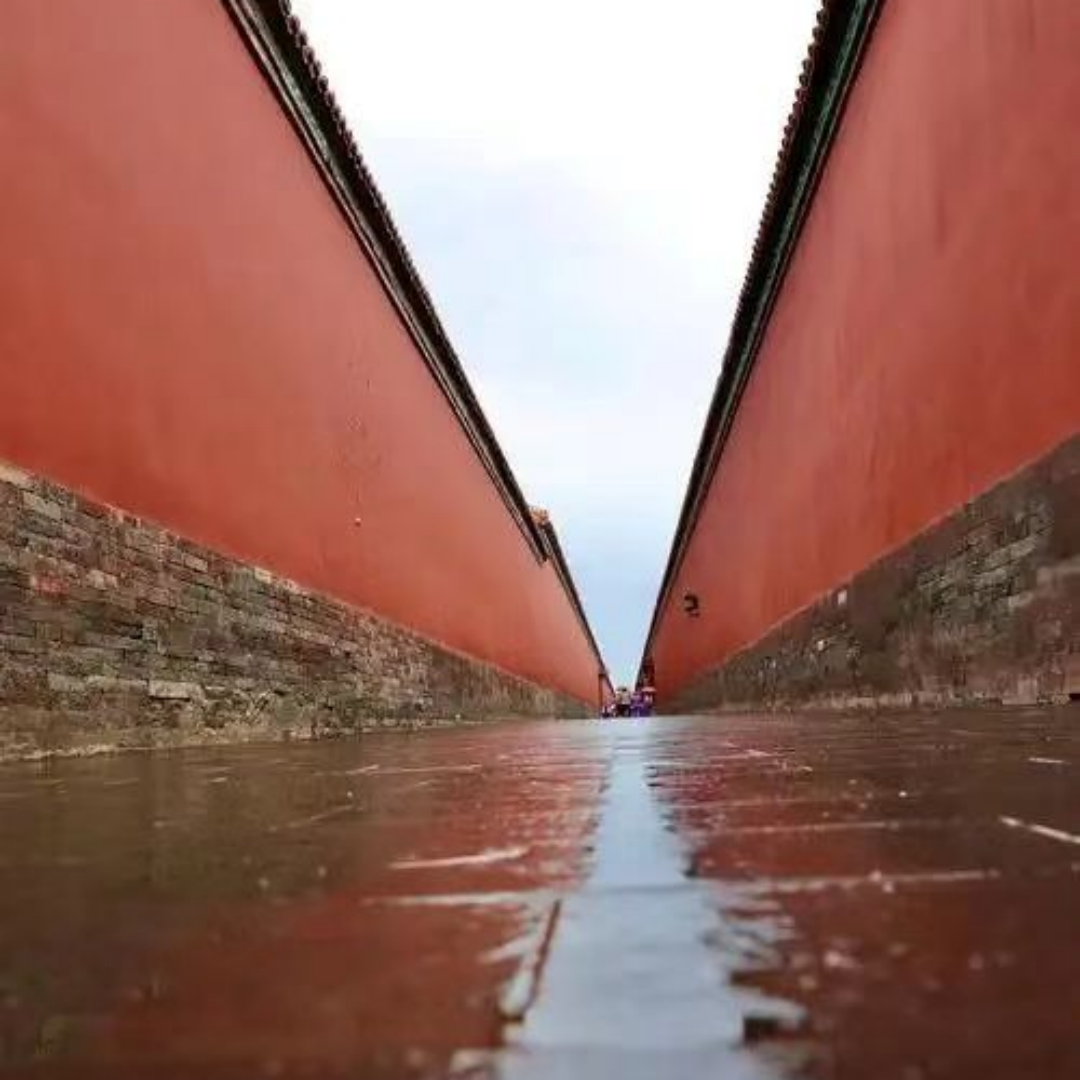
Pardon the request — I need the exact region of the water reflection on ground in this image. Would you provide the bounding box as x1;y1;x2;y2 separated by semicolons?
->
3;709;1080;1078
0;723;605;1078
649;709;1080;1080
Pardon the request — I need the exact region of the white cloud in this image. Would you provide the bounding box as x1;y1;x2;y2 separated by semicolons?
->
290;0;820;679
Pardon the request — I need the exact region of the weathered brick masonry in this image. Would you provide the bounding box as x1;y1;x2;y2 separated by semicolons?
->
669;435;1080;714
0;462;588;758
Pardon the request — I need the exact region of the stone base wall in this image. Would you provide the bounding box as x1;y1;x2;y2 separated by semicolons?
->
0;461;588;759
668;434;1080;714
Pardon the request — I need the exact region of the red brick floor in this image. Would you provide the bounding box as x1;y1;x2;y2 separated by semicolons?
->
2;709;1079;1077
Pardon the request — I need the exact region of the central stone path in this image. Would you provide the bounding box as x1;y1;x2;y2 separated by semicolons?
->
496;724;798;1078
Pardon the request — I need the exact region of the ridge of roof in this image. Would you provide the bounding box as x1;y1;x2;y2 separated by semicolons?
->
219;0;608;673
640;0;886;679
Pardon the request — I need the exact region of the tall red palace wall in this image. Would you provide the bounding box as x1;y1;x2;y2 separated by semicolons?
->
0;0;599;725
654;0;1080;705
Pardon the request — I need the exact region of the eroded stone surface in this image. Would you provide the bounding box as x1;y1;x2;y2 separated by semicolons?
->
667;434;1080;714
0;466;588;759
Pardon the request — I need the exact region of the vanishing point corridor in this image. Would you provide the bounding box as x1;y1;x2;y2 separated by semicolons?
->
6;1;1080;1076
4;709;1080;1078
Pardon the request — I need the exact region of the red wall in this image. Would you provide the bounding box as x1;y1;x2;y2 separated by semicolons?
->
653;0;1080;699
0;1;599;703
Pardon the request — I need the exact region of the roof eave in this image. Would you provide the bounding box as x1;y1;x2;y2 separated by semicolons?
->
537;517;609;674
221;0;549;561
639;0;886;680
221;1;608;674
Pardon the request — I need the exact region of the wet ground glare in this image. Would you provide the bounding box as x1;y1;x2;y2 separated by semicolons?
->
2;709;1080;1078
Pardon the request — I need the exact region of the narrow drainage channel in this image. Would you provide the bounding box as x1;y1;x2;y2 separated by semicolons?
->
486;724;804;1080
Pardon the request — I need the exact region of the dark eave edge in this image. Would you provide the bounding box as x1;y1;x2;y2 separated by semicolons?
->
538;520;608;676
640;0;886;678
221;0;547;560
219;0;608;676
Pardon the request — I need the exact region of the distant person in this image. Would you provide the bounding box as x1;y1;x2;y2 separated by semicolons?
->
614;686;631;717
640;685;656;717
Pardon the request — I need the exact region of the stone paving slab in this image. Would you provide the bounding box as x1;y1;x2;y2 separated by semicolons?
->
1;709;1079;1077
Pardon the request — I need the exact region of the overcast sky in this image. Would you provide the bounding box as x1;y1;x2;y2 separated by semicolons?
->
290;0;820;684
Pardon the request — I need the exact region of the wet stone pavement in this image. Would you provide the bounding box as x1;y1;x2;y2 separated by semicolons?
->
2;710;1080;1078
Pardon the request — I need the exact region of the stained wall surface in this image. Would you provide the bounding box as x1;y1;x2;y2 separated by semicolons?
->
0;1;600;704
652;0;1080;699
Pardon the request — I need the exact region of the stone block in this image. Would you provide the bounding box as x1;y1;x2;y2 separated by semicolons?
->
148;680;204;701
1002;675;1038;706
21;492;63;522
47;673;86;694
1063;655;1080;697
0;462;33;489
670;433;1080;715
